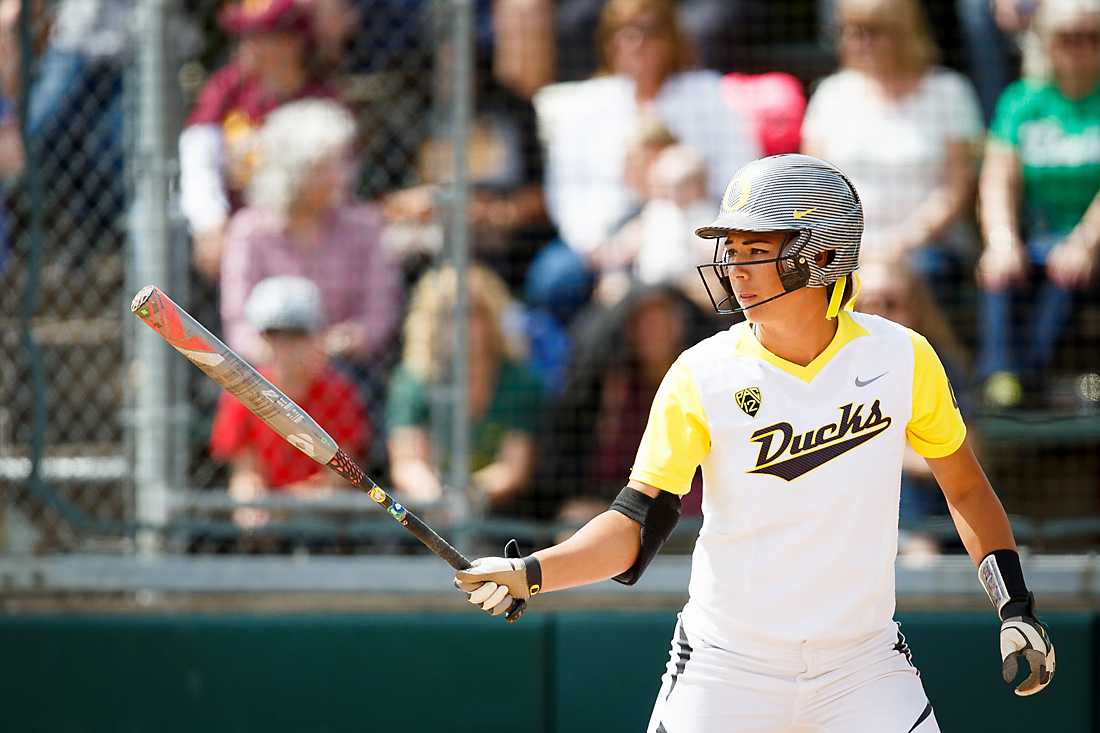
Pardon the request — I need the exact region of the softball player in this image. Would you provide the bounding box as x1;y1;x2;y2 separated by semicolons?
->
455;155;1055;732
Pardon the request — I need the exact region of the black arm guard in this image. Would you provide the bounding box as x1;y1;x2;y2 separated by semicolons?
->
980;549;1034;620
609;486;682;585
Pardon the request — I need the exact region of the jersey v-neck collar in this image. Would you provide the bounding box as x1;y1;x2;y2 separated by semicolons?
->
731;311;870;383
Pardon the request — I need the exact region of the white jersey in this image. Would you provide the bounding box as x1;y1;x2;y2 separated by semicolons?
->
629;311;965;648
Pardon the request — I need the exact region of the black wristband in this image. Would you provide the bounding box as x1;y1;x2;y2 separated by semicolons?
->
522;555;542;596
981;549;1033;620
988;549;1029;597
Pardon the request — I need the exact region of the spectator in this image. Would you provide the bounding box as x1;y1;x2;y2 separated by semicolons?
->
533;0;759;320
179;0;339;280
856;260;973;555
634;144;715;284
958;0;1040;124
220;99;401;376
592;143;715;303
16;0;136;261
306;0;360;75
493;0;557;98
382;52;553;292
537;284;718;525
977;0;1100;407
552;0;762;82
803;0;983;305
210;276;370;529
386;265;542;515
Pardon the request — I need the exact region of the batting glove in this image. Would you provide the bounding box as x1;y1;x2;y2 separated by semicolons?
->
999;594;1056;697
454;539;542;622
979;550;1055;696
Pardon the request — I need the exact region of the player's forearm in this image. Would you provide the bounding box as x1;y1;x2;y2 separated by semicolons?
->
929;442;1017;564
532;510;641;593
946;484;1017;566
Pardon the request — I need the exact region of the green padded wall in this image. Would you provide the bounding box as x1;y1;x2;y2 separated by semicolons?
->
0;611;1093;733
0;613;549;733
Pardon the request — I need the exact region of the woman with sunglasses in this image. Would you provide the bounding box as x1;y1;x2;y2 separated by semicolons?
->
803;0;983;309
454;155;1055;732
978;0;1100;407
532;0;759;322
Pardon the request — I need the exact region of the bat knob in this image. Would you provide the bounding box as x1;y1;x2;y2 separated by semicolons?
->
506;599;527;623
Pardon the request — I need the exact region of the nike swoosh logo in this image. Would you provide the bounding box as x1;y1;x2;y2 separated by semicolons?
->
855;372;888;387
792;207;817;219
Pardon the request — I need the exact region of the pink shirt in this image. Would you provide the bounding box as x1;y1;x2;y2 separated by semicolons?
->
220;203;401;362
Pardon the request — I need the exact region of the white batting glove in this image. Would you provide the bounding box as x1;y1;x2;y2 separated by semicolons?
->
1000;611;1056;696
456;557;520;616
979;551;1056;696
454;539;541;622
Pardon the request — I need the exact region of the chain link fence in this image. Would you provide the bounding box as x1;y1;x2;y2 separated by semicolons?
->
3;0;1100;566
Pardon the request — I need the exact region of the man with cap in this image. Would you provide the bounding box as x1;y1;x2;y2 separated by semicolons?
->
179;0;340;280
210;276;369;529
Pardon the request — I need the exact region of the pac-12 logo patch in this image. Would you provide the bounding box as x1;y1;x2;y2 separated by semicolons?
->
734;387;762;417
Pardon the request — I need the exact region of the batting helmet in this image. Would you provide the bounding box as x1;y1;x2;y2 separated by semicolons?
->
694;154;863;316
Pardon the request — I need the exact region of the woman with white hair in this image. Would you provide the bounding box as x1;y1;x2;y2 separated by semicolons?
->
977;0;1100;407
220;98;401;370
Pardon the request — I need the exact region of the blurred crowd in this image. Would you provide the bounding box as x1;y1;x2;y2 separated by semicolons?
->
5;0;1100;552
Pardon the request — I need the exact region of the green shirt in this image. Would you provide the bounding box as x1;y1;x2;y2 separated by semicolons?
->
990;79;1100;234
386;360;543;471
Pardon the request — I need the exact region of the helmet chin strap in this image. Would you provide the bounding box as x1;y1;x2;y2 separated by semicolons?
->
825;275;848;320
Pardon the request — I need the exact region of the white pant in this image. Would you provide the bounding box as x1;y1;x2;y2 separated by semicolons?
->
647;615;940;733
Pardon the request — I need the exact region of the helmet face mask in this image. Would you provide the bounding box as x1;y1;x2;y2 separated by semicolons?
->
695;233;813;315
694;154;864;316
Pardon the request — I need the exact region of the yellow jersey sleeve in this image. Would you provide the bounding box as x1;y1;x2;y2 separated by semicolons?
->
906;330;967;458
629;358;711;494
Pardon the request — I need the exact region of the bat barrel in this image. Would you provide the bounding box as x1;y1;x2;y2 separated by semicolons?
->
131;285;341;465
132;286;473;573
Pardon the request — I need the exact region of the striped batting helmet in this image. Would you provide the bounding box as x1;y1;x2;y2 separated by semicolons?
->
694;154;863;314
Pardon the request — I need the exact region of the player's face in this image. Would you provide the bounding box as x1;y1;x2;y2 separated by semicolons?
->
721;231;790;321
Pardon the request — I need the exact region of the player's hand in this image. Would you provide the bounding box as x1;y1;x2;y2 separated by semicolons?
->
454;539;541;622
999;598;1056;696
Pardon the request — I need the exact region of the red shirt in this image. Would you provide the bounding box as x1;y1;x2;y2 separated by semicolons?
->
210;365;369;489
186;62;339;128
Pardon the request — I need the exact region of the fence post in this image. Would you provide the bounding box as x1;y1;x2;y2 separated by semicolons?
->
129;0;179;554
446;0;477;548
